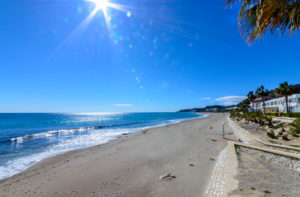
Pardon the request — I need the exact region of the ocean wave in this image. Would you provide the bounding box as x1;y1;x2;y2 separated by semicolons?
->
0;114;206;180
7;122;147;143
0;127;134;180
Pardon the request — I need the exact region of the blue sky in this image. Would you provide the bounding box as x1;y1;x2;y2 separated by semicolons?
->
0;0;299;112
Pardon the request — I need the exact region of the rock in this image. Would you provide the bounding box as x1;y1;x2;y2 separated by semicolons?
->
189;164;195;167
211;137;217;142
159;173;176;181
210;127;213;129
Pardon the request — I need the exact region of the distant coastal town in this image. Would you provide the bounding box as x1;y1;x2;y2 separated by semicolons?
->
179;82;300;115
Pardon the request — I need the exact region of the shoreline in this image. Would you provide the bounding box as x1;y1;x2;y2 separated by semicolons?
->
0;113;207;181
0;113;226;197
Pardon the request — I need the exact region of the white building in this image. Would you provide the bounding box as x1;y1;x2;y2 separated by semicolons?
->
206;108;219;112
226;106;238;110
252;94;300;113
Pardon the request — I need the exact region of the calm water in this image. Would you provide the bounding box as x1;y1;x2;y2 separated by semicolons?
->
0;112;202;179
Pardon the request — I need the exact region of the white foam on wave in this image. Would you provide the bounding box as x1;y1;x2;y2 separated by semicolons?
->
0;128;132;180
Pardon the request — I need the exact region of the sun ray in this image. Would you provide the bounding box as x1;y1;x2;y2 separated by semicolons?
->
83;0;126;32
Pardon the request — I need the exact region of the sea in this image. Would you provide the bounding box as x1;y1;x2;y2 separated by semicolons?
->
0;112;203;180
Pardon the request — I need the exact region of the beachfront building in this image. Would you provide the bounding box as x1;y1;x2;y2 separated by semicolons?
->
226;106;239;110
251;84;300;113
206;108;219;112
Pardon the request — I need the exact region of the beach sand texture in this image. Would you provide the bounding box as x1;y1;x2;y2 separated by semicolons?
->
0;113;228;197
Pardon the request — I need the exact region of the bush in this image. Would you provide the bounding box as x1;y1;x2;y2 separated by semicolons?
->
290;130;298;137
287;113;300;118
261;112;300;118
265;113;278;117
267;130;277;139
279;122;286;132
254;111;265;125
264;190;271;194
275;112;300;118
282;134;289;141
289;119;300;134
264;115;273;128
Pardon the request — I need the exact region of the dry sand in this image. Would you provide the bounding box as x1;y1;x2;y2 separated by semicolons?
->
231;147;300;197
0;113;228;197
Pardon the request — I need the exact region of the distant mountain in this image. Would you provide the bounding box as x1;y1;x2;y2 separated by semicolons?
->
178;105;226;112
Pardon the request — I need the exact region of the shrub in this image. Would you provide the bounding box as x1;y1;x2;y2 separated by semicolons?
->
264;190;271;194
254;111;265;125
277;112;300;118
265;113;277;117
289;119;300;134
265;112;300;118
282;134;289;141
287;113;300;118
264;115;273;128
279;122;286;132
267;130;277;139
290;130;298;137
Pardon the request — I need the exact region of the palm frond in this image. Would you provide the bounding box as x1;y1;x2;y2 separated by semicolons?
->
226;0;300;43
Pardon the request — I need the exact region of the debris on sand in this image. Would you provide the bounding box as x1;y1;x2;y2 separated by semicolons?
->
159;173;176;181
210;137;218;142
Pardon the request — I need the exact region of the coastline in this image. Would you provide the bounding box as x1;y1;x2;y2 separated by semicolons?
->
0;113;205;181
0;113;227;197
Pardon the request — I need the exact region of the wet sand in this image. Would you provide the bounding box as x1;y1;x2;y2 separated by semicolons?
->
0;113;228;197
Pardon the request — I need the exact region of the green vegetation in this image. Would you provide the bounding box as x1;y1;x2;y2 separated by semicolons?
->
230;110;269;126
250;187;256;191
229;110;300;141
239;99;250;111
247;91;256;109
226;0;300;43
290;119;300;133
264;190;271;194
228;81;300;142
234;144;241;150
275;82;296;113
279;122;286;132
264;112;300;118
267;130;276;139
291;145;300;148
290;130;298;137
286;113;300;118
255;86;269;113
282;134;289;141
264;115;273;128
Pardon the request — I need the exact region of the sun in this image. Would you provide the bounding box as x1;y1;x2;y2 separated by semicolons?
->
89;0;109;12
76;0;126;33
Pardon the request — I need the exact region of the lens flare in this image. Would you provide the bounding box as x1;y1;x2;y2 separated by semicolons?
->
90;0;109;11
85;0;126;28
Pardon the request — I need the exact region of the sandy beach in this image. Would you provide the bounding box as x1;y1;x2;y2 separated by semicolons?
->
0;113;228;197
